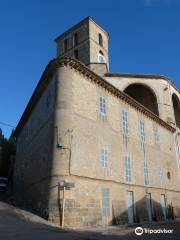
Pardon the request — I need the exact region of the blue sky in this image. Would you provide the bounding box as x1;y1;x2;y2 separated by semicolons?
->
0;0;180;137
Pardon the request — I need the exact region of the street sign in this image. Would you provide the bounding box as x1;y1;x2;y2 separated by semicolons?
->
59;181;75;189
58;180;75;227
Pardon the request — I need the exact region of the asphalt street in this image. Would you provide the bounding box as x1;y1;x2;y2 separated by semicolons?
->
0;200;180;240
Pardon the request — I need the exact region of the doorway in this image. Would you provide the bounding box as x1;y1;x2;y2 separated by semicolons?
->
160;194;167;220
146;193;152;222
127;191;134;224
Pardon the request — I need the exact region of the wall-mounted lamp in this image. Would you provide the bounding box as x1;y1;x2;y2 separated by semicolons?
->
57;143;64;148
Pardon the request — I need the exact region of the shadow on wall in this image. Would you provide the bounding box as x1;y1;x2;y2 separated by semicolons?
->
172;93;180;129
111;196;176;225
11;120;74;226
11;113;56;220
1;200;180;240
9;179;179;228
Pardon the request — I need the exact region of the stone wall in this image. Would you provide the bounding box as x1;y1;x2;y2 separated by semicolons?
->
14;64;180;227
48;175;180;227
13;75;57;217
104;76;180;127
53;67;180;226
55;17;109;69
71;69;178;189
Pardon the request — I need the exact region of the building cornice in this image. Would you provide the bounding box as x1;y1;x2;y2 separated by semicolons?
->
105;72;171;80
14;57;175;137
60;58;175;133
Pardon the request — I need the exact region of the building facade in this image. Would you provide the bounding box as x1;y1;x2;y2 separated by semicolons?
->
13;17;180;227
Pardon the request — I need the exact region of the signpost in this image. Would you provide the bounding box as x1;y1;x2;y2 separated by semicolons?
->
58;181;75;227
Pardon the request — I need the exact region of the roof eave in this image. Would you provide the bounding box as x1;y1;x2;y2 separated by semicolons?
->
14;57;176;138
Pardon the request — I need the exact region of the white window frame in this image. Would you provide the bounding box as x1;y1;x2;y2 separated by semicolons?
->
100;148;108;168
143;161;149;186
139;120;146;150
101;188;110;217
99;96;106;116
122;109;129;136
158;167;163;184
140;120;146;143
153;126;159;146
124;155;132;183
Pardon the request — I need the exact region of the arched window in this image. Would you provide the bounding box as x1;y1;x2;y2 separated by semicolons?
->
98;50;105;63
73;32;78;46
172;93;180;128
99;33;103;47
124;84;159;116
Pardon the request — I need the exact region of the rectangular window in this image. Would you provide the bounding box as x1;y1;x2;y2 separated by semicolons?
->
139;121;146;154
160;194;167;220
140;120;146;144
73;32;78;46
99;96;106;116
127;191;134;224
124;155;132;183
74;49;79;59
153;127;159;146
146;193;153;222
99;33;103;47
158;167;163;184
144;161;149;186
102;188;110;217
100;148;108;168
63;39;68;52
122;110;129;136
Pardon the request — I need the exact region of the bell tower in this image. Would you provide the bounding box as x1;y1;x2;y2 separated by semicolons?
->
55;17;109;76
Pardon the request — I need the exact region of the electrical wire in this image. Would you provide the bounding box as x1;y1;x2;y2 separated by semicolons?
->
0;121;15;128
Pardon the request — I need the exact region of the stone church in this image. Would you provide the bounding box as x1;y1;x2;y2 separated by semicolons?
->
13;17;180;227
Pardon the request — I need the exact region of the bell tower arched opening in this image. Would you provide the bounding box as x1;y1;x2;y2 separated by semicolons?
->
172;93;180;129
124;84;159;116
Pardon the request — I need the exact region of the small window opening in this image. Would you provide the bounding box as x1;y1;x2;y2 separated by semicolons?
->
73;32;78;46
167;171;171;180
74;50;79;59
99;33;103;47
64;39;68;52
99;50;104;56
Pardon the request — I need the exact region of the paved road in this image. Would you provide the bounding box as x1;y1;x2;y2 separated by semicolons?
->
0;200;180;240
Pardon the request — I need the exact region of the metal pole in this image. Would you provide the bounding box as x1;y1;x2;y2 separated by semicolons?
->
62;186;66;227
